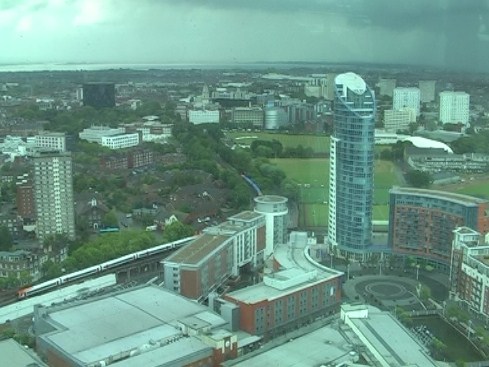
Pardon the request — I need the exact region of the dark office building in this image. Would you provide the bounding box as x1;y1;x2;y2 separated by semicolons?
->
82;83;115;108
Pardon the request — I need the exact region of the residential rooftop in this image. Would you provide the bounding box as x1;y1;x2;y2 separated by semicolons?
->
228;210;263;222
390;186;488;205
164;233;230;265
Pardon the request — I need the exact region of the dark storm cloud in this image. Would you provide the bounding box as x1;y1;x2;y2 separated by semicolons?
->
2;0;488;72
156;0;487;33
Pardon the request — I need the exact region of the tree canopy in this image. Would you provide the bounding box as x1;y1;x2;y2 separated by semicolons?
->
405;170;432;188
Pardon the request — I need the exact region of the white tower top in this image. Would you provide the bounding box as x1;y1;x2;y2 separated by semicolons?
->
335;72;367;95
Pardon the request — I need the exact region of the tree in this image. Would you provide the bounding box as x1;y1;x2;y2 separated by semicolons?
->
41;260;63;280
405;170;432;188
102;210;119;228
163;221;194;242
0;226;13;251
431;337;447;360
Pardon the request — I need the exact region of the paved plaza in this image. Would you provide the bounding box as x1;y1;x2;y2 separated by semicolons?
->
343;275;427;310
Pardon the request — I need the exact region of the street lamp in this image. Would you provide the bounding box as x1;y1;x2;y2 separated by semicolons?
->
416;264;420;281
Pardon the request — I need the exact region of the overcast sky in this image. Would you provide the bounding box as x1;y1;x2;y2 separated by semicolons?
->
1;0;489;71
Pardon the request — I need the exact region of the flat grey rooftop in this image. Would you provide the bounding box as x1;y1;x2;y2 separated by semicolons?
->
227;325;356;367
165;233;229;265
349;308;438;367
42;285;226;366
0;338;47;367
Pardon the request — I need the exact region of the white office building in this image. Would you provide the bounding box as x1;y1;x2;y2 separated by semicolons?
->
418;80;436;103
188;110;220;125
383;109;413;132
439;91;470;125
79;126;125;144
101;133;140;149
393;87;421;117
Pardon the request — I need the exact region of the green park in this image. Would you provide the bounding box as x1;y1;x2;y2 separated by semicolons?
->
229;131;489;228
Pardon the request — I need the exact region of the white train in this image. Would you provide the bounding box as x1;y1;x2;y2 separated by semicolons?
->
17;236;197;299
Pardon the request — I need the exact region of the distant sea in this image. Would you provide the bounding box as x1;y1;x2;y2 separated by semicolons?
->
0;62;326;73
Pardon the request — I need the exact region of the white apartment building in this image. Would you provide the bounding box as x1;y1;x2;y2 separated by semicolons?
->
101;133;140;149
254;195;288;257
383;109;413;132
34;132;66;152
439;91;470;125
79;126;125;144
393;87;421;117
418;80;436;103
188;110;220;125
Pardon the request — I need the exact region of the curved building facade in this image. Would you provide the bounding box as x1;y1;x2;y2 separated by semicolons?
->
254;195;288;257
264;107;288;130
328;72;376;260
388;187;489;270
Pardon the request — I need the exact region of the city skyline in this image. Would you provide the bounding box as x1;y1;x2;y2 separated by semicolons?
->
2;0;489;72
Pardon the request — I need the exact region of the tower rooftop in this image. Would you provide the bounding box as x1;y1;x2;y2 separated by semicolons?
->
336;72;366;95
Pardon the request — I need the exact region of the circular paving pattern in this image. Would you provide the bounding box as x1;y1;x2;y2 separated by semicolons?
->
354;278;417;301
365;282;407;299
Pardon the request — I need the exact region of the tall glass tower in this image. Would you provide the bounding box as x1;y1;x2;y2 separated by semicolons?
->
327;72;375;260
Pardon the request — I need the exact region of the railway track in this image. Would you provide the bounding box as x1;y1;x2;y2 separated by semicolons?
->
0;248;178;309
0;290;18;307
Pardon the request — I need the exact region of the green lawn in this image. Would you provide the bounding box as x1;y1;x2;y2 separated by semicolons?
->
271;158;397;227
228;132;330;154
453;181;489;199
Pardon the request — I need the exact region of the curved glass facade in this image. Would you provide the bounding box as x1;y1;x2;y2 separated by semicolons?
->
327;72;376;259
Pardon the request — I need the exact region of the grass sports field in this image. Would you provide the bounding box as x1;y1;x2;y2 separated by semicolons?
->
229;131;330;154
271;158;400;226
230;132;489;228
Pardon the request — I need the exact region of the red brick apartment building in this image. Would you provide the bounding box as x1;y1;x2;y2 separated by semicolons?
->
450;227;489;316
163;211;266;301
389;187;489;270
223;268;342;339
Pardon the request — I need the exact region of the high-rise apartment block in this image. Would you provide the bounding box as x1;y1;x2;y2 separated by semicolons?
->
34;131;67;152
418;80;436;103
328;72;376;260
32;151;75;242
393;87;421;117
439;91;470;125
